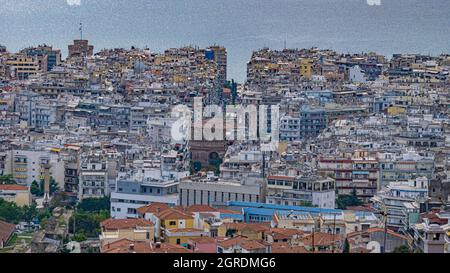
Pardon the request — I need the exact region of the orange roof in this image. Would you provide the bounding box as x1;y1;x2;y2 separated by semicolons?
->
136;202;170;215
0;220;15;244
217;209;241;215
221;222;270;233
300;232;341;247
217;236;246;248
240;240;267;250
217;236;267;250
101;218;153;230
366;228;409;240
269;228;304;239
241;223;271;233
166;228;204;233
0;184;28;191
267;175;295;181
272;242;309;253
102;239;191;253
186;205;217;213
157;208;193;220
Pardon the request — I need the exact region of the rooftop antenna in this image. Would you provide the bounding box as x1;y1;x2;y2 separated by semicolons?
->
79;21;83;40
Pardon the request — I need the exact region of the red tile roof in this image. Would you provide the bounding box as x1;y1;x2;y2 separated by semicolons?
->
217;209;241;215
101;218;153;230
166;228;204;233
269;228;304;240
102;239;191;253
157;208;193;220
186;205;217;213
136;202;170;215
0;220;15;244
300;232;341;247
0;185;28;191
272;242;309;253
217;236;267;250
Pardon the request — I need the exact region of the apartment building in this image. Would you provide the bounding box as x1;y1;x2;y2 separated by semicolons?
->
6;55;40;80
179;176;262;207
266;175;335;209
78;156;109;200
371;177;428;231
0;184;31;206
319;151;379;202
6;149;64;187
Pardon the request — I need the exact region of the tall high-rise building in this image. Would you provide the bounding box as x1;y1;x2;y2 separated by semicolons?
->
68;40;94;58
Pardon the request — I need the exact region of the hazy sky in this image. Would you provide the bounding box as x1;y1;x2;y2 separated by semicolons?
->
1;0;449;81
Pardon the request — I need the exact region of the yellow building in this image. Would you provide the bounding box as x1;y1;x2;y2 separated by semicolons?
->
6;55;40;80
100;218;154;246
299;58;313;79
387;106;407;116
164;228;209;245
0;184;31;207
154;208;212;245
157;208;194;235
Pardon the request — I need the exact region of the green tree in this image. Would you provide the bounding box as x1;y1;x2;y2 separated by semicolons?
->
0;199;40;224
336;188;363;209
22;205;38;223
69;210;109;238
191;161;202;174
30;180;42;196
30;178;59;197
72;233;87;242
343;238;350;253
0;175;16;185
0;199;23;223
77;197;110;213
392;245;412;253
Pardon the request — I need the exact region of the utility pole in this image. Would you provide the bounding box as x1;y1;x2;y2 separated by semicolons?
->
332;213;337;253
380;203;388;253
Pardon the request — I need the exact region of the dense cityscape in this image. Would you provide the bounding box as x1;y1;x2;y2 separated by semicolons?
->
0;35;449;254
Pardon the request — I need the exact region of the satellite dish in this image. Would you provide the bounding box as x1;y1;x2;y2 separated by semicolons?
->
367;241;381;253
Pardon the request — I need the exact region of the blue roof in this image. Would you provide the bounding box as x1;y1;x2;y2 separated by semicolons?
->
244;207;278;216
220;213;244;220
227;201;342;215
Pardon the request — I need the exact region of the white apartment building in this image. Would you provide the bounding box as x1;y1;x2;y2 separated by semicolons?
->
4;149;65;187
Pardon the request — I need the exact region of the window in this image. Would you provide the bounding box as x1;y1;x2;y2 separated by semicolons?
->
169;221;177;226
433;234;440;241
176;239;181;245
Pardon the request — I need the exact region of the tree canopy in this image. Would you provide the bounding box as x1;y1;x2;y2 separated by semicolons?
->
0;175;16;185
30;178;59;197
336;188;363;209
